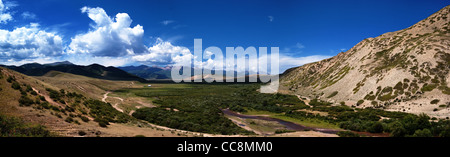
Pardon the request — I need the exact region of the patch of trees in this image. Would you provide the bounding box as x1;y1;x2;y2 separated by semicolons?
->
337;131;360;137
133;107;254;135
285;102;450;137
338;113;450;137
83;99;131;127
127;84;311;135
227;89;309;113
274;129;296;134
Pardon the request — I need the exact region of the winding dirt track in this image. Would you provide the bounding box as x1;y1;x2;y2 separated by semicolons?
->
297;95;313;108
102;92;124;113
32;87;64;107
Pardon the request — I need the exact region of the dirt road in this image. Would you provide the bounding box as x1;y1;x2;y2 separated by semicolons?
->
102;92;124;113
297;95;313;108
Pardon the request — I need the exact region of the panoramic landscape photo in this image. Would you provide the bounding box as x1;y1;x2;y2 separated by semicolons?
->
1;0;450;138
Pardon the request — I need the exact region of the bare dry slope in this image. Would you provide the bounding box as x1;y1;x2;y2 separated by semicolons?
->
280;5;450;118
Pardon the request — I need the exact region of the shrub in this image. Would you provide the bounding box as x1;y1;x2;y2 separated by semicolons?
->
394;82;403;90
230;105;247;113
430;99;440;104
34;99;41;105
381;87;393;93
94;118;110;125
65;117;74;123
274;129;295;134
98;121;108;128
377;93;397;101
40;101;50;109
54;113;62;119
371;101;378;106
412;129;432;137
390;121;406;137
364;94;376;100
46;88;62;100
80;116;90;122
369;122;384;133
357;100;364;106
30;90;38;96
421;83;437;92
440;126;450;137
78;131;87;136
39;96;46;101
327;91;338;98
11;82;21;90
19;96;34;106
25;85;32;92
6;76;14;83
337;131;360;137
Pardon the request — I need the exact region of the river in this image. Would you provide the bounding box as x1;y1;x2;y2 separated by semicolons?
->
221;109;340;134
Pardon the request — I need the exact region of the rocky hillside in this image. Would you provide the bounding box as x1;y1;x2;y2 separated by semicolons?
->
280;5;450;118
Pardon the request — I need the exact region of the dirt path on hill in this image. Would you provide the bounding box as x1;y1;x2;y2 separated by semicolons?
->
102;92;124;113
32;87;64;107
297;95;313;108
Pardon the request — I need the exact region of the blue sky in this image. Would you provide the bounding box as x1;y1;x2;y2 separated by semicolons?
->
0;0;448;72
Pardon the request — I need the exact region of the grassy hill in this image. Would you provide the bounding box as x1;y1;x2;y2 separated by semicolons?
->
0;67;190;137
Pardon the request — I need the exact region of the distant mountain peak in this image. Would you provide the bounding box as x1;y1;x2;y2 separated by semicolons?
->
45;61;74;66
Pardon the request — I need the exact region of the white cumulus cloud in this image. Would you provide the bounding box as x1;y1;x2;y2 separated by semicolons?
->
132;38;192;65
68;7;147;57
0;23;64;62
0;0;13;24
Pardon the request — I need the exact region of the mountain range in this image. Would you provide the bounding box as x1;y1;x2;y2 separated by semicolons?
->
1;62;146;82
118;65;172;80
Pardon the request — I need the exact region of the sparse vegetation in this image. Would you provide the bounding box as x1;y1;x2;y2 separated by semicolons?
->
0;113;52;137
